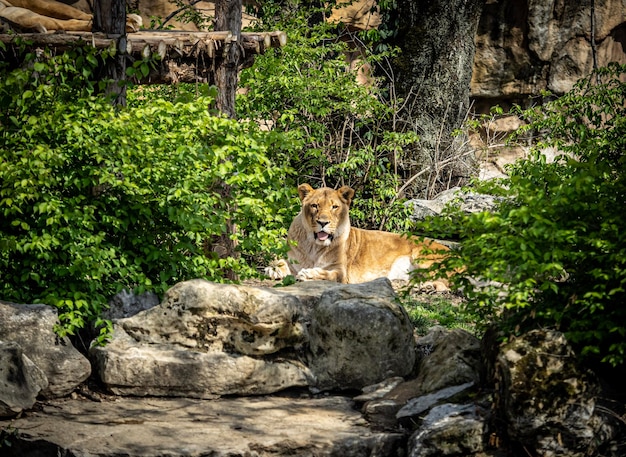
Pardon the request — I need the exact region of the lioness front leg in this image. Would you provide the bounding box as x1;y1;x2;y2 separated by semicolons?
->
296;267;343;282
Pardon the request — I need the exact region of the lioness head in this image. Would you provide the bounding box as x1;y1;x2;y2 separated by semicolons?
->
297;183;355;246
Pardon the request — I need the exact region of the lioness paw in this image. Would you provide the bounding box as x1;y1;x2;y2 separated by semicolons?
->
296;267;327;281
264;259;290;280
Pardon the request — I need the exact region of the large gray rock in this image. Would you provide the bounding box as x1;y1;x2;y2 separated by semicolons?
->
414;326;482;394
358;327;481;432
495;329;613;457
0;302;91;398
408;403;488;457
91;278;416;397
408;187;500;221
104;288;160;320
91;279;312;397
118;279;310;356
93;343;311;398
308;279;415;390
0;342;48;417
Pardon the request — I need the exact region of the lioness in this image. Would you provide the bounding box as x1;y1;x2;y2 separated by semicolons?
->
265;183;450;288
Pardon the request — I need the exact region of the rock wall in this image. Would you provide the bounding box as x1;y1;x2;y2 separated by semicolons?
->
332;0;626;111
471;0;626;111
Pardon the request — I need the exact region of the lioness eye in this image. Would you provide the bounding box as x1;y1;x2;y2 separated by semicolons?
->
332;205;339;209
310;204;318;209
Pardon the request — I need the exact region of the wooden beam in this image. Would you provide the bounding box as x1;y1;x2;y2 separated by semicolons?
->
0;31;286;56
0;30;287;84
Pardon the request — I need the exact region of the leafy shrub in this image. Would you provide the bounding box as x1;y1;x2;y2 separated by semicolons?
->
238;3;419;231
415;63;626;367
0;46;294;341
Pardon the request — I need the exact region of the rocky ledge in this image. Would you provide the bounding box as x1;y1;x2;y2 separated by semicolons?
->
5;393;404;457
1;278;623;456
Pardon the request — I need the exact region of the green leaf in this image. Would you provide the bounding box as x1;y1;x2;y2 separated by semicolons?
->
86;54;98;67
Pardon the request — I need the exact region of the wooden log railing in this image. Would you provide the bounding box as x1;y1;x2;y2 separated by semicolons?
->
0;30;288;83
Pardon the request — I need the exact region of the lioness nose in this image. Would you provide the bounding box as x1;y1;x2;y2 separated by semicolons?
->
317;220;329;228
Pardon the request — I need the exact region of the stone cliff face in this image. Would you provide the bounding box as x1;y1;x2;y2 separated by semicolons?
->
331;0;626;111
471;0;626;111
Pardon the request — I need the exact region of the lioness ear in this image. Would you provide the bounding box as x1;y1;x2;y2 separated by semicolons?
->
297;183;314;202
338;186;355;206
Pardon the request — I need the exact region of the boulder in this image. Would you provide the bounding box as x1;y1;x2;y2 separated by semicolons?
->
91;279;312;398
407;403;488;457
0;341;48;417
407;187;500;221
413;326;482;394
92;344;311;398
0;302;91;398
91;278;416;397
103;288;160;320
308;279;415;390
359;327;482;432
396;382;475;422
495;329;613;456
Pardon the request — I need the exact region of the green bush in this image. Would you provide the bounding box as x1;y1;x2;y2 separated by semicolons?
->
238;3;418;231
415;63;626;367
0;47;294;341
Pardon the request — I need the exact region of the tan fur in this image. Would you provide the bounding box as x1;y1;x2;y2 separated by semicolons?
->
7;0;91;20
265;183;450;288
0;0;142;32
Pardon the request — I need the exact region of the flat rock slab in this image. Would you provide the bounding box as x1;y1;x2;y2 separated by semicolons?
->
2;394;404;457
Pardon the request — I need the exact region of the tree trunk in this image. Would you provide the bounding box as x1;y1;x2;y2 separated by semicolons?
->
214;0;243;118
389;0;486;197
211;0;243;280
92;0;127;105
